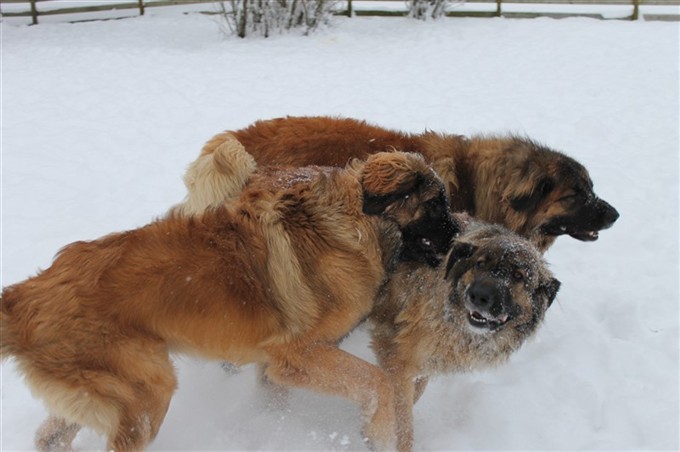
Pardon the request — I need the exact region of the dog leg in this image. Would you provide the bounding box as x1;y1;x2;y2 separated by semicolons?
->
108;409;153;451
375;348;419;452
106;380;174;452
256;363;290;410
105;377;176;450
413;376;429;404
266;343;396;451
35;416;80;452
104;339;177;450
388;372;417;452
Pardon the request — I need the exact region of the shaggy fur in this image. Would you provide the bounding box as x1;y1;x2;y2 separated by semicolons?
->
370;214;561;451
0;150;457;451
189;116;619;251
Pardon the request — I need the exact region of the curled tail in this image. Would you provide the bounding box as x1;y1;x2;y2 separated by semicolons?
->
171;133;258;216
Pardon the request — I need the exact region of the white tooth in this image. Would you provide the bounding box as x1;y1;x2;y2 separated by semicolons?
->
470;312;487;323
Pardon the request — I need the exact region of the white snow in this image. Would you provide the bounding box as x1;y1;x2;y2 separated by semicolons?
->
1;12;678;451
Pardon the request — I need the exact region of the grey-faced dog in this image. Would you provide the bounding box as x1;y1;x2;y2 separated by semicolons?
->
371;214;561;451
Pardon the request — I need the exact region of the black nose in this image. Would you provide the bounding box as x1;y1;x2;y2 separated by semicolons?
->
590;198;619;230
601;200;620;226
468;280;500;312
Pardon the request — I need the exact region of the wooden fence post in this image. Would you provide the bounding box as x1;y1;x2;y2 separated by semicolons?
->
138;0;145;15
496;0;502;17
631;0;639;20
347;0;353;17
30;0;38;24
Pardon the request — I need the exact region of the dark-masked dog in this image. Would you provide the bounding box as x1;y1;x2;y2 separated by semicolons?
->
191;116;619;251
0;150;457;451
371;214;561;451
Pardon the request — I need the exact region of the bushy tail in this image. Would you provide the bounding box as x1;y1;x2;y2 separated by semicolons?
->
170;133;258;216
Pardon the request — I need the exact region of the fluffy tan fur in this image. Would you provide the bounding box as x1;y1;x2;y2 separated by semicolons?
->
1;150;452;451
171;134;257;216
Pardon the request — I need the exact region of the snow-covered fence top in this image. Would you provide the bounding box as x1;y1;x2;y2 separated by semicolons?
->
0;0;678;25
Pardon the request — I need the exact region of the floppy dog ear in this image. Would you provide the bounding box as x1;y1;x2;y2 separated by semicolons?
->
362;176;423;215
538;277;561;308
445;240;477;278
361;153;425;215
510;177;554;212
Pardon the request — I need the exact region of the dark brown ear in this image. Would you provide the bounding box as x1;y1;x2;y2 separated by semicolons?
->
444;240;477;278
538;277;561;308
363;174;423;215
510;177;554;212
361;152;426;215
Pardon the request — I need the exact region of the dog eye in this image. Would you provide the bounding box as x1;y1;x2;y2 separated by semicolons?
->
420;237;432;248
425;198;443;213
512;270;525;282
556;191;576;202
475;259;485;269
558;190;583;203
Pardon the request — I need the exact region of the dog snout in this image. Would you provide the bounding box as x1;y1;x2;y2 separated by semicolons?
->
596;198;619;228
467;280;500;312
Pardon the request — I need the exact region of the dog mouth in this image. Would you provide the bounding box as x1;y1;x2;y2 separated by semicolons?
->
542;223;599;241
467;310;511;331
567;229;599;241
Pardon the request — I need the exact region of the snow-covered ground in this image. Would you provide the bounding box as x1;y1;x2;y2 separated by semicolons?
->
1;12;678;451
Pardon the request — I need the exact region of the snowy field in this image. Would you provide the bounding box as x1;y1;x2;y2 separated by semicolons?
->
2;11;679;451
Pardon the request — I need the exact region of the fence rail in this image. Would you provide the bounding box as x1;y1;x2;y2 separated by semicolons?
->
1;0;678;24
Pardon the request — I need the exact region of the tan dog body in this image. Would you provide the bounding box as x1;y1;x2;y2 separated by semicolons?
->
1;150;454;450
194;116;619;251
371;216;560;451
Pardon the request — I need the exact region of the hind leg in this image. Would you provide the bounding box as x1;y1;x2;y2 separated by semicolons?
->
107;398;170;452
106;339;177;450
106;382;175;451
35;416;81;452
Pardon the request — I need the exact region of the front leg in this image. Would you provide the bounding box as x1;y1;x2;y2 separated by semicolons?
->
413;376;430;404
266;343;396;451
389;370;417;452
373;336;420;451
256;363;290;410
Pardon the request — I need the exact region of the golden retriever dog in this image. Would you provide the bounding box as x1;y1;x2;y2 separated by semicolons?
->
371;214;561;451
1;149;458;451
189;116;619;251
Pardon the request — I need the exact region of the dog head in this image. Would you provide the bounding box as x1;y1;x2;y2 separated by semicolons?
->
445;221;560;337
361;152;459;267
494;137;619;251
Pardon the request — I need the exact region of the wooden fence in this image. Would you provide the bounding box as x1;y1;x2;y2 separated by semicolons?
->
1;0;678;24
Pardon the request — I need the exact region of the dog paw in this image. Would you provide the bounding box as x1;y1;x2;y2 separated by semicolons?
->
361;417;396;451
